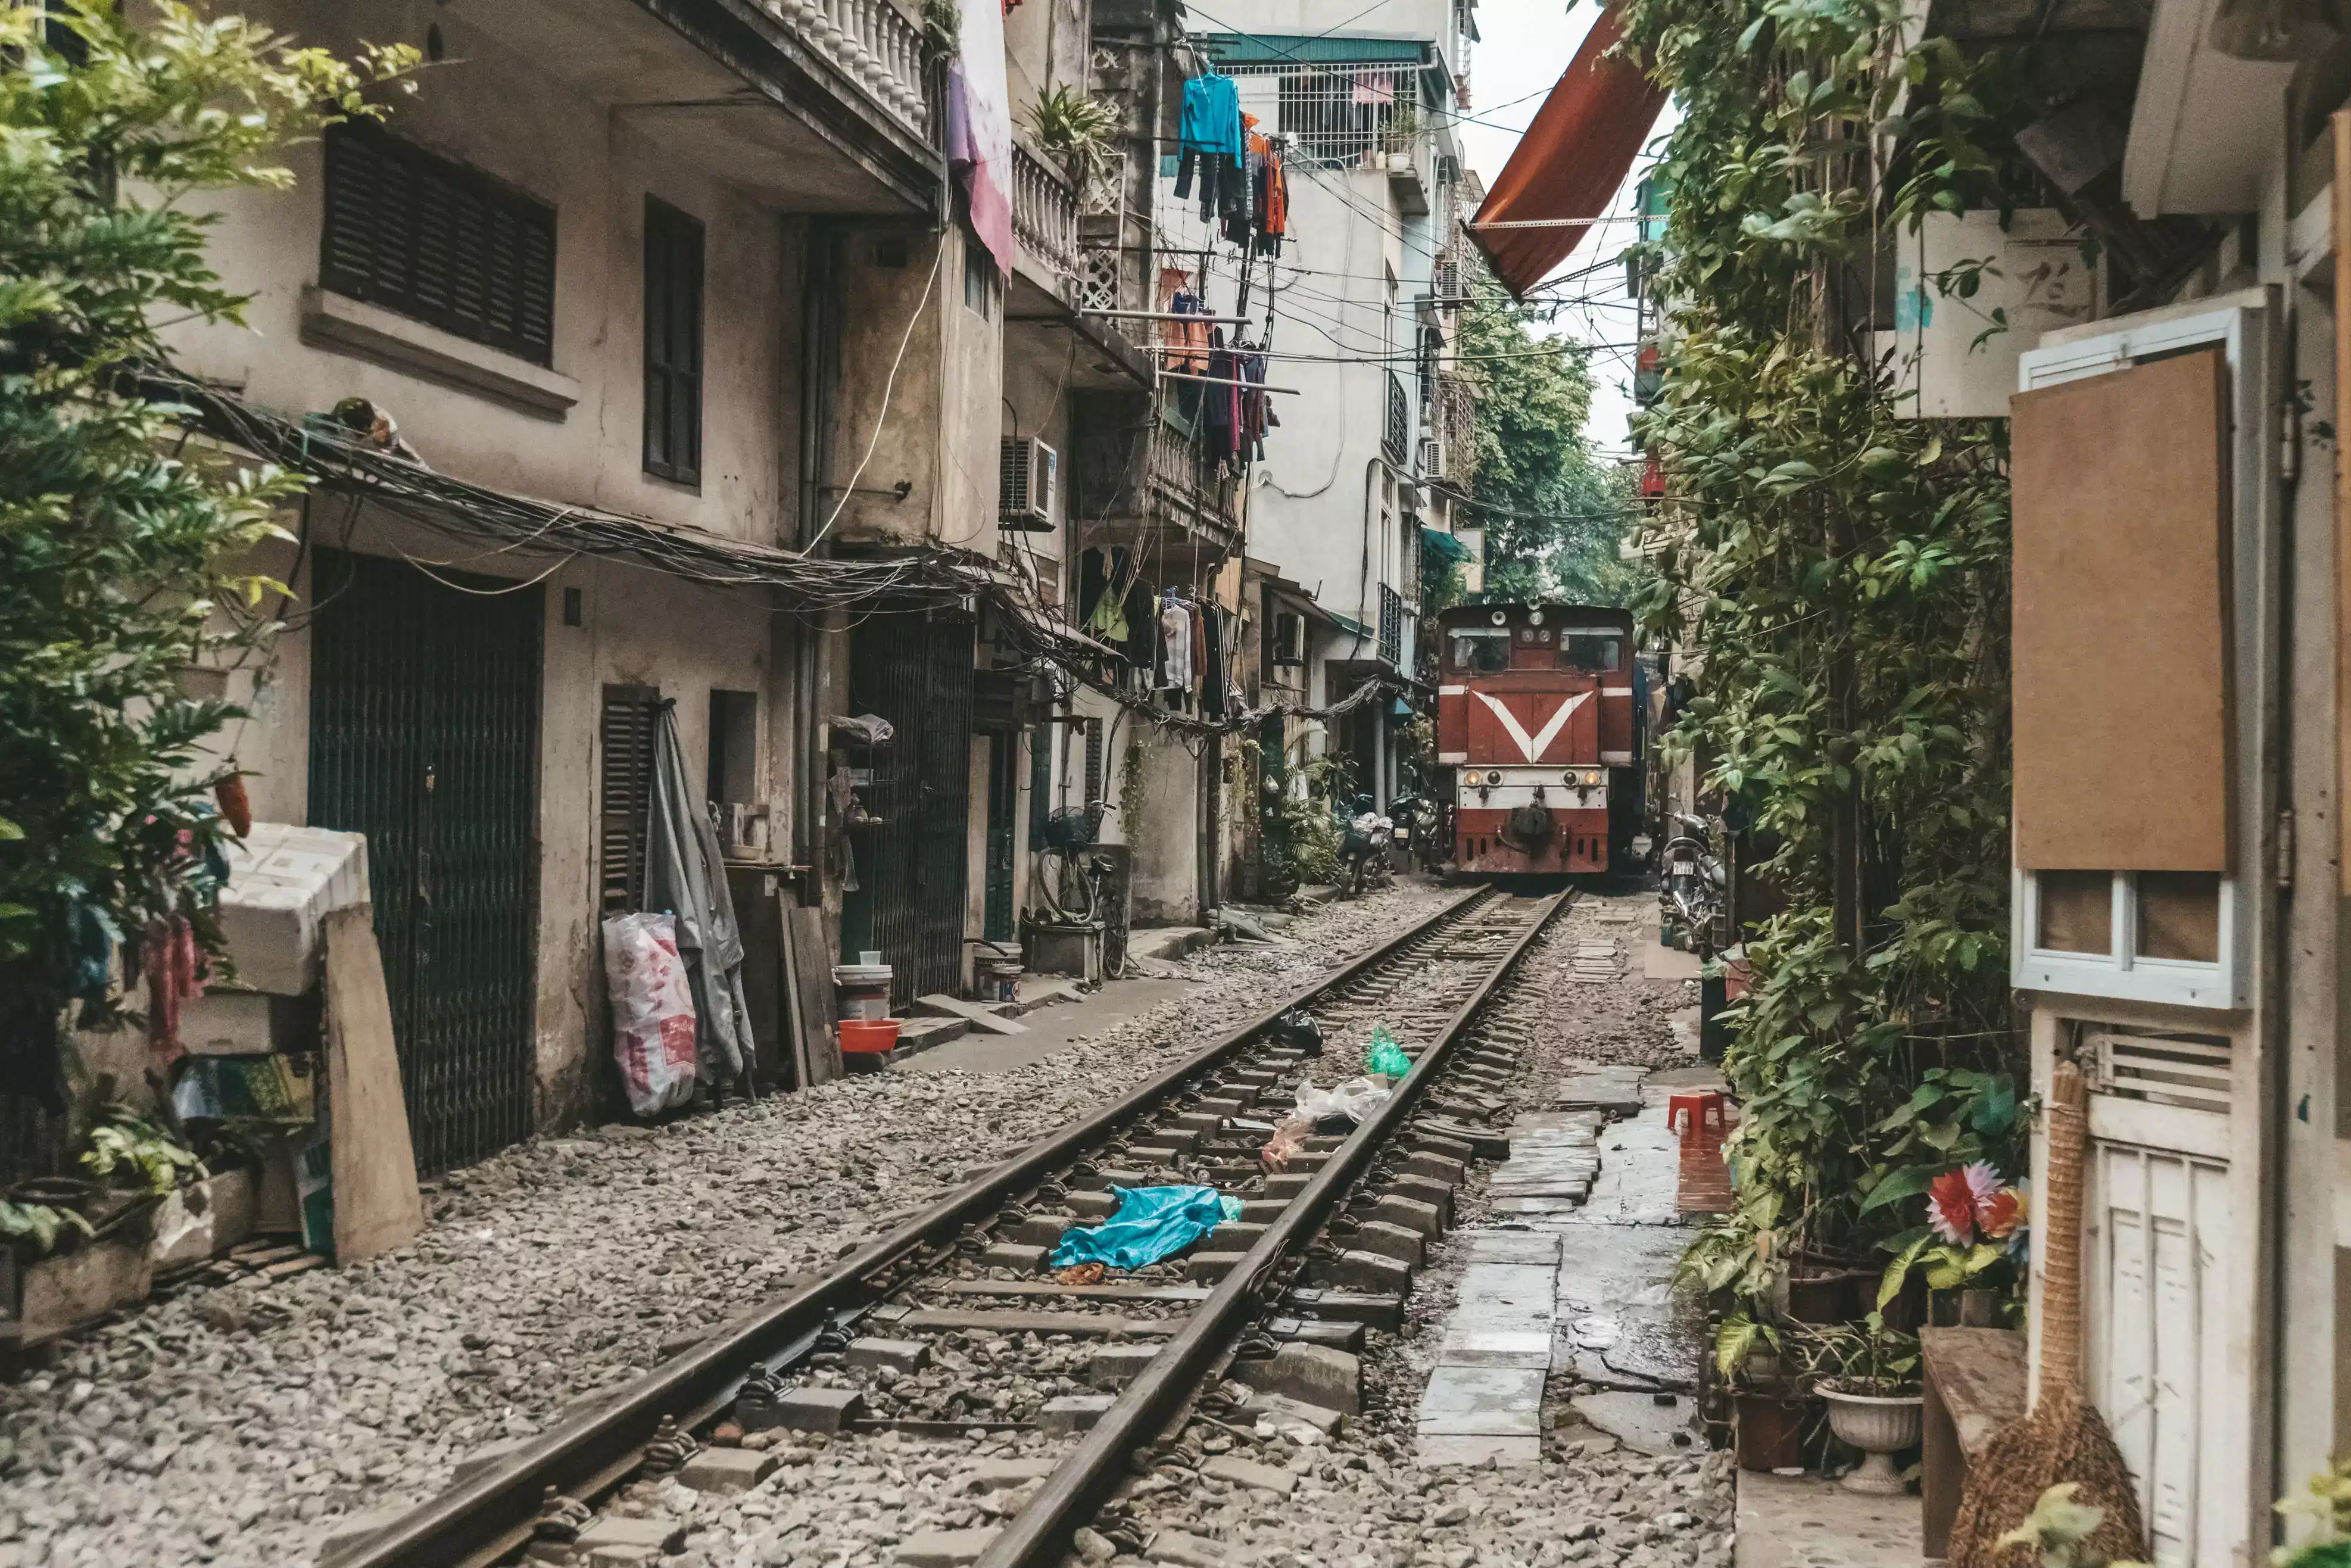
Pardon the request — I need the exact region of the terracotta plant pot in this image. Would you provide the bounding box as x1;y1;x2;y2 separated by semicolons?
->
1733;1391;1808;1472
1820;1383;1923;1494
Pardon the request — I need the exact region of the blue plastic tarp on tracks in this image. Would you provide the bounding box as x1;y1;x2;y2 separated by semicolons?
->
1048;1184;1244;1272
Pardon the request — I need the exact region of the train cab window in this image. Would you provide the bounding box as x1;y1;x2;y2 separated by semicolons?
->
1448;629;1510;674
1564;634;1622;672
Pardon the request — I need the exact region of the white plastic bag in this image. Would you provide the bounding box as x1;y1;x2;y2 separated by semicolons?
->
1290;1074;1391;1130
603;912;699;1116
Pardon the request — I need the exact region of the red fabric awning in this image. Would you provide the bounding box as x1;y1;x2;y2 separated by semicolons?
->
1470;7;1666;297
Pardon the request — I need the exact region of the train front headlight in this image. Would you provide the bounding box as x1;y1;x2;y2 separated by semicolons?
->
1583;770;1602;787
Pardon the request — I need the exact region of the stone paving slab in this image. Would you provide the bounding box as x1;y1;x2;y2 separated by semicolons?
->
1461;1232;1562;1265
1416;1365;1547;1435
1733;1470;1922;1568
1570;1389;1698;1455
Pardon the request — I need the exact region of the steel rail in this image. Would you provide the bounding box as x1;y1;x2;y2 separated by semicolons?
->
977;887;1572;1568
339;884;1495;1568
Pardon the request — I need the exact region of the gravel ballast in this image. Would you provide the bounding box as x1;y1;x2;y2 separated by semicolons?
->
0;884;1455;1568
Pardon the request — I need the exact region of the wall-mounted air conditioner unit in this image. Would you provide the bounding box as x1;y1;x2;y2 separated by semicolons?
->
999;437;1059;531
1273;612;1307;666
1417;437;1444;481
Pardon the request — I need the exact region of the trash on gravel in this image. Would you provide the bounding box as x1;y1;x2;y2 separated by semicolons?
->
1271;1006;1324;1056
602;912;699;1115
1055;1261;1107;1285
1363;1026;1411;1079
1292;1075;1391;1132
1260;1120;1311;1170
1048;1186;1242;1271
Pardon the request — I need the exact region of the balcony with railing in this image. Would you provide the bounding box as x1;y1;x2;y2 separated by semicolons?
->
1011;138;1081;291
1072;392;1244;559
754;0;931;139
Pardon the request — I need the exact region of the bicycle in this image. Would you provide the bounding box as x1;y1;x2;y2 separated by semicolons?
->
1035;803;1127;980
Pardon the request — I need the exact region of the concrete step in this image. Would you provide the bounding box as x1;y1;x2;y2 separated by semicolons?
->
909;994;1028;1035
894;1015;971;1053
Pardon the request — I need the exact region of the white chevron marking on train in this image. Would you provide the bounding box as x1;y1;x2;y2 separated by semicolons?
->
1473;690;1590;762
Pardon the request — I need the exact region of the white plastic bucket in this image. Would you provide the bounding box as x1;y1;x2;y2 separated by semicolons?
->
832;962;893;1022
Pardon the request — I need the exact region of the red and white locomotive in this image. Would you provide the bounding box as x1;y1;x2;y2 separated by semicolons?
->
1435;603;1644;875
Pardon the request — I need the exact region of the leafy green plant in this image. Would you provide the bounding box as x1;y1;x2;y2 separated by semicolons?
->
0;1199;93;1257
1458;264;1639;605
1795;1310;1920;1394
921;0;959;67
1996;1484;2150;1568
2274;1454;2351;1567
0;2;416;1109
1620;0;2031;1302
1025;84;1120;183
81;1103;204;1195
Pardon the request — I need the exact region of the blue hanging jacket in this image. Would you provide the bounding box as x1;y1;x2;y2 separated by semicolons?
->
1180;73;1245;157
1048;1184;1244;1271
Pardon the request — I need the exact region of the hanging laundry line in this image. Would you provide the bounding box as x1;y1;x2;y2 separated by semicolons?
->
1084;308;1257;325
1154;369;1302;394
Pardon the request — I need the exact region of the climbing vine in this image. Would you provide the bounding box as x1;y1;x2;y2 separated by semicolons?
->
1620;0;2038;1304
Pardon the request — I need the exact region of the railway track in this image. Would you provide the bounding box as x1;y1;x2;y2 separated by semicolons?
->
333;884;1571;1568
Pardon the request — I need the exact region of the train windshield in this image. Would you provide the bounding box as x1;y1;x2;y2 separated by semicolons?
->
1447;628;1511;674
1563;634;1622;672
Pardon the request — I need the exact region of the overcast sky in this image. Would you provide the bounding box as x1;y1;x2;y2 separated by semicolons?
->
1444;0;1670;457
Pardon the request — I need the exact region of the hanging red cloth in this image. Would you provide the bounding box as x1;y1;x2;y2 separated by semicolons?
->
144;915;206;1064
1469;5;1666;296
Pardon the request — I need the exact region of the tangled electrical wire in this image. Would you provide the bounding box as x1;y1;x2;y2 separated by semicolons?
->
157;369;981;614
156;367;1414;741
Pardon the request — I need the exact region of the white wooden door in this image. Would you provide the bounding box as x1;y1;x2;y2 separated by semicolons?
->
2093;1139;2234;1568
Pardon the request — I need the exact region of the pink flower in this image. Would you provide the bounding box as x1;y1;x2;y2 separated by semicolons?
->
1926;1162;2000;1245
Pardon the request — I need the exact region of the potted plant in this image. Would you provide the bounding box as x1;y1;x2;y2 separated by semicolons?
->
1801;1313;1923;1495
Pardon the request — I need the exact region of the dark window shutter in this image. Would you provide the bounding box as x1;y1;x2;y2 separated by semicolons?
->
600;684;662;914
643;196;705;484
319;122;556;367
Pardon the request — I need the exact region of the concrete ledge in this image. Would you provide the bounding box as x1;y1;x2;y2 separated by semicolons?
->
298;286;581;417
1125;925;1215;964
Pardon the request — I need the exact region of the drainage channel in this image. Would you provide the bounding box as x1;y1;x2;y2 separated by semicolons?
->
330;884;1563;1568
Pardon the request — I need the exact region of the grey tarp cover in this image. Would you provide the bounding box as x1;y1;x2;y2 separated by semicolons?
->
645;700;752;1087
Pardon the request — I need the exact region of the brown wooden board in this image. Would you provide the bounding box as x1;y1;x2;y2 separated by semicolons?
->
777;887;813;1090
787;903;843;1086
2012;346;2231;870
322;905;425;1263
725;864;785;1093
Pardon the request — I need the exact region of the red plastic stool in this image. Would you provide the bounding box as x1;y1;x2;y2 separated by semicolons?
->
1669;1090;1733;1213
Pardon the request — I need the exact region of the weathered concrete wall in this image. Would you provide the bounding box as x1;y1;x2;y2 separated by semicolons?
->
1004;0;1093;125
161;0;799;550
826;224;1004;557
199;509;781;1130
1124;722;1201;926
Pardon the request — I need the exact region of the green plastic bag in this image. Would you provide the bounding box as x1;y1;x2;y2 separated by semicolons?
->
1365;1026;1412;1078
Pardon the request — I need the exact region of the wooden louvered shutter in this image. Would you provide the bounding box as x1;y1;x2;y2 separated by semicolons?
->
600;685;662;913
319;123;557;368
643;197;705;483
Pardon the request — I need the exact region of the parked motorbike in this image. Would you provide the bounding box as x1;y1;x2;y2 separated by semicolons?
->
1659;811;1726;956
1339;795;1395;894
1389;792;1442;869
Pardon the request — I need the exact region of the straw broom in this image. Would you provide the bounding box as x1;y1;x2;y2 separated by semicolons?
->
1948;1059;2148;1568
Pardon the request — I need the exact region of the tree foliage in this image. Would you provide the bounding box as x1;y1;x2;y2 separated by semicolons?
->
1620;0;2032;1297
1460;269;1639;606
0;3;413;1104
